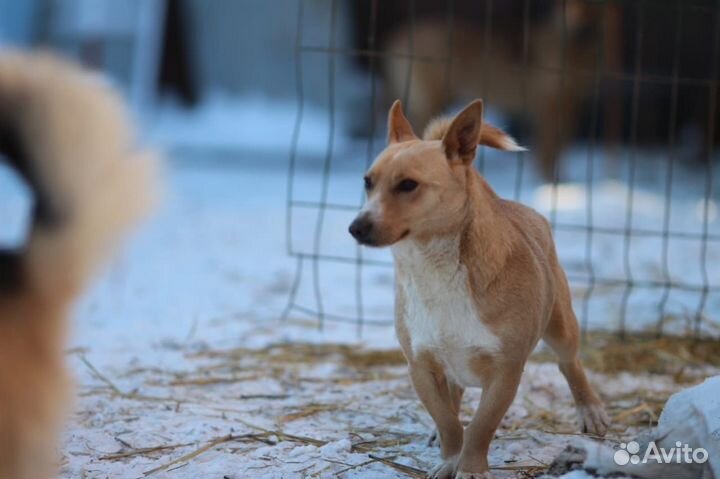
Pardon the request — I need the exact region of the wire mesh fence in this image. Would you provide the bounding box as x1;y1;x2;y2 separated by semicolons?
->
284;0;720;338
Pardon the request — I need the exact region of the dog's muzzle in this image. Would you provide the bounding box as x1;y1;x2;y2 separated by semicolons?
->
348;214;375;245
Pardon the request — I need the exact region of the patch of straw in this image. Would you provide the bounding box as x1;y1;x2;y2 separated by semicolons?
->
533;332;720;377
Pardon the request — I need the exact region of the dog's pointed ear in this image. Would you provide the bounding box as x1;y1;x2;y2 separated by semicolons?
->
442;100;484;164
387;100;417;144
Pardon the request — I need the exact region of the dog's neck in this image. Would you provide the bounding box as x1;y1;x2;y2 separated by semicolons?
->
460;170;513;286
393;169;512;288
392;234;461;276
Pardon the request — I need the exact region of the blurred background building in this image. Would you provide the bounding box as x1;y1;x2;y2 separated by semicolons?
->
0;0;361;168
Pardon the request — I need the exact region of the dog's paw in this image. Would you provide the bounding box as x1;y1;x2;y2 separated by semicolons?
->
427;429;440;448
578;403;610;437
455;472;494;479
426;457;457;479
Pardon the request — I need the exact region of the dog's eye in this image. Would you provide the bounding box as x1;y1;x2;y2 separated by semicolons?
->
396;179;418;192
363;176;373;190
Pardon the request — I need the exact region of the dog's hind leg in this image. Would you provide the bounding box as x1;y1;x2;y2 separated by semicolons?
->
543;298;610;436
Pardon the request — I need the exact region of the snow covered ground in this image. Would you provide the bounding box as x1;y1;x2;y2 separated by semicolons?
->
61;321;699;479
1;95;719;478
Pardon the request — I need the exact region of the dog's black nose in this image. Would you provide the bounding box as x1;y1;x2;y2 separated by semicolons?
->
349;216;373;243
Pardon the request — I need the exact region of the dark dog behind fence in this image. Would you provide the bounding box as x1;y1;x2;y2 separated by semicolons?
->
284;0;720;338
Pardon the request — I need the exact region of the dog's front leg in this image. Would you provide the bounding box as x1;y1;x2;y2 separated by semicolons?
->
409;354;463;479
455;361;524;479
427;382;464;447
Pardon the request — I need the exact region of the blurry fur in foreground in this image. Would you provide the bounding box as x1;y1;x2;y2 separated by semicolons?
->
0;51;157;478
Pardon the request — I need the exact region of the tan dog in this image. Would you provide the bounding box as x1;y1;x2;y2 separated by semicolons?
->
349;100;609;479
0;52;156;479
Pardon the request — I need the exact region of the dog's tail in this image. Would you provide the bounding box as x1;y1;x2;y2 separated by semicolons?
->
0;51;157;301
423;116;526;152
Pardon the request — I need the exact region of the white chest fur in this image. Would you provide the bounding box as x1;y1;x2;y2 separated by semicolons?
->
393;237;500;388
